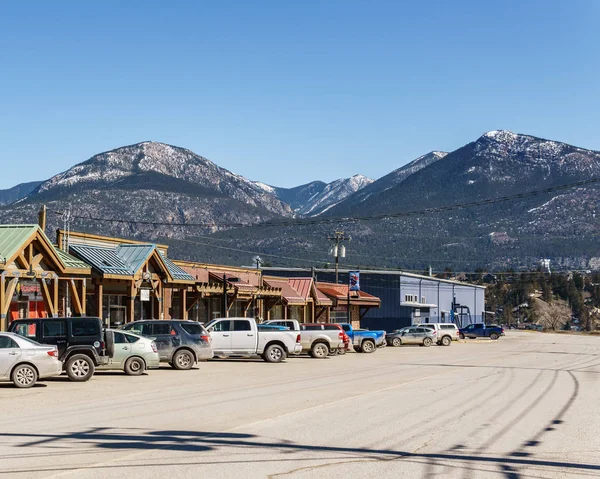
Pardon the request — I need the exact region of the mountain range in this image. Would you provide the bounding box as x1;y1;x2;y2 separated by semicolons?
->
1;130;599;271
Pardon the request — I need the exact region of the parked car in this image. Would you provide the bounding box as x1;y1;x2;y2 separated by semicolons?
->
419;323;459;346
298;323;345;358
103;329;160;375
459;323;504;340
387;327;436;347
10;317;112;381
339;323;386;353
9;317;159;380
263;319;300;330
122;320;213;370
0;332;62;388
206;317;302;363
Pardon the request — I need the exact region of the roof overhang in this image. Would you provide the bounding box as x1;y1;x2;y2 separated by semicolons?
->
400;302;438;308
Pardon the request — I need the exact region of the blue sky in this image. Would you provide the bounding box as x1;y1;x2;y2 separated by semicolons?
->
1;0;599;189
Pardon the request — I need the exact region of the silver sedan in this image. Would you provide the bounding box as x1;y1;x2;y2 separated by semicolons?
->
386;327;436;347
0;332;62;388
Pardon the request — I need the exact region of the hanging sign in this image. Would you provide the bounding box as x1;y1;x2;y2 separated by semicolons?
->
140;289;151;302
349;271;360;292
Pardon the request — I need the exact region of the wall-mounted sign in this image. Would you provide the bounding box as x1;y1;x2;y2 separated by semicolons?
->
140;289;151;302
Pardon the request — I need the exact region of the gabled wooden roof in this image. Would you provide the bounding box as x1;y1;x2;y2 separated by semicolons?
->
0;224;91;276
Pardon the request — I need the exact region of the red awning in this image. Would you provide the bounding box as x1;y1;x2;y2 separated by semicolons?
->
316;282;381;307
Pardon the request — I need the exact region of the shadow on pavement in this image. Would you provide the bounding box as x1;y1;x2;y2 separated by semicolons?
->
0;422;598;476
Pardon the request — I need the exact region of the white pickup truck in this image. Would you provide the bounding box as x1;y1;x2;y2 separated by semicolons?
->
206;317;302;363
264;320;345;358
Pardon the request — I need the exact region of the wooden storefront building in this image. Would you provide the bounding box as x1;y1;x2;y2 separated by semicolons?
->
66;235;196;327
173;262;282;322
262;276;333;322
0;225;91;331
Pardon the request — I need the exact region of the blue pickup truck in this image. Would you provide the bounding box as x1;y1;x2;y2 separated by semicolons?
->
339;323;386;353
459;323;504;340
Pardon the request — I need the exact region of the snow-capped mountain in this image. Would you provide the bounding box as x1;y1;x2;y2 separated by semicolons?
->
326;151;447;215
328;130;600;218
37;141;292;216
0;142;293;240
2;132;600;270
296;175;374;216
255;175;373;217
215;131;600;271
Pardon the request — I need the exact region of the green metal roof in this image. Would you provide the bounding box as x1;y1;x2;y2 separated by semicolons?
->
53;247;91;270
0;225;38;264
69;244;134;276
116;244;155;274
160;252;195;282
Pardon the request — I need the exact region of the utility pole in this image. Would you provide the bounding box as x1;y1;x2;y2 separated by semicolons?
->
328;231;350;283
62;208;71;317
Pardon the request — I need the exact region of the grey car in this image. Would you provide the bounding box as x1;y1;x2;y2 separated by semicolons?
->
387;327;435;347
122;320;213;370
0;332;62;388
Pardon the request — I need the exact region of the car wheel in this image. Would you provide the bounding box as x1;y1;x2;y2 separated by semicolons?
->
490;332;499;340
12;364;38;388
124;357;145;376
311;343;329;359
361;340;375;353
441;336;452;347
66;354;95;381
264;344;286;363
423;337;433;347
172;350;194;370
392;337;402;347
459;333;465;340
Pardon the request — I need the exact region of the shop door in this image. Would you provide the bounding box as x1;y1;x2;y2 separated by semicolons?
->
109;306;126;328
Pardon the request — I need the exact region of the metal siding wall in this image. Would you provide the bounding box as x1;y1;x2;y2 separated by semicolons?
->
263;269;485;328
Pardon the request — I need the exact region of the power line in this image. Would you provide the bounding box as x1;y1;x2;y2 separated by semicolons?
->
52;176;600;229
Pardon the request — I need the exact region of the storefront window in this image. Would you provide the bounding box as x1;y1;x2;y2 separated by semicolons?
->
270;304;284;320
289;306;303;321
210;297;223;320
190;300;208;323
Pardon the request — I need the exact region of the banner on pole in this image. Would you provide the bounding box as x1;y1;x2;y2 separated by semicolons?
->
349;271;360;292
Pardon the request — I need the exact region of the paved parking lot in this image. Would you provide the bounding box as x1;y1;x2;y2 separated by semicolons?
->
1;332;599;478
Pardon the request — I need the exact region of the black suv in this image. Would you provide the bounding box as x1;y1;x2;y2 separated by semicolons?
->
9;317;111;381
122;320;213;369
